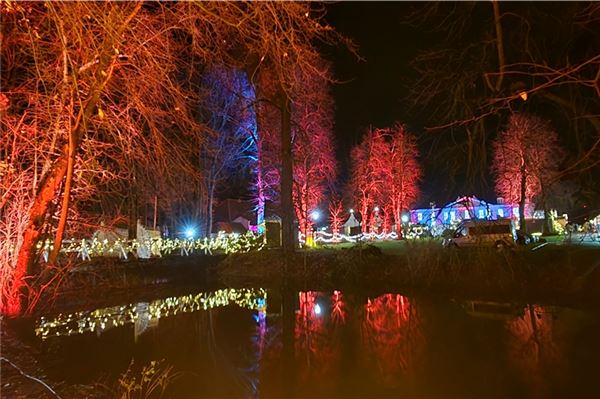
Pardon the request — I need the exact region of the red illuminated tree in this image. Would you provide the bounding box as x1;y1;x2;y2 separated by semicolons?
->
254;61;337;238
1;2;152;314
291;64;336;237
350;128;388;233
328;199;344;236
1;1;352;315
386;124;421;236
492;113;562;232
350;125;421;235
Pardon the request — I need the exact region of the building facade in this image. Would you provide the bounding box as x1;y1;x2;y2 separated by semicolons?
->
410;196;536;227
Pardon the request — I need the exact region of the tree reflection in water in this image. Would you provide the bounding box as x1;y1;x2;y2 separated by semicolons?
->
506;304;564;399
293;291;342;394
361;294;424;388
28;289;600;398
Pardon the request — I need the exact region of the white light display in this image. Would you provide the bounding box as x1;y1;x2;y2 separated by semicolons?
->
35;288;267;339
38;231;266;263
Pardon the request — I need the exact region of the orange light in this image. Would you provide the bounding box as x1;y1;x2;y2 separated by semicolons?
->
519;91;528;101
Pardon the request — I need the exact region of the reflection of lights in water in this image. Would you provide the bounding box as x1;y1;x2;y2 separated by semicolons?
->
401;214;409;223
314;303;322;315
35;288;267;339
331;290;345;323
362;294;423;385
253;310;267;323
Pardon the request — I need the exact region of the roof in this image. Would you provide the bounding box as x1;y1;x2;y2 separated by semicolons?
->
212;221;247;234
343;213;360;228
213;199;255;224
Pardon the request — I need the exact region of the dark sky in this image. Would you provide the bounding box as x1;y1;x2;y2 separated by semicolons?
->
323;2;466;207
322;2;599;215
323;2;421;160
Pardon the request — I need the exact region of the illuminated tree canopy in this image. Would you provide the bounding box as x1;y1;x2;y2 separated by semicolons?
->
0;1;352;315
350;125;421;234
492;113;562;231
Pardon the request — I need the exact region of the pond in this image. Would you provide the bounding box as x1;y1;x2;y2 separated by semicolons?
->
21;287;600;398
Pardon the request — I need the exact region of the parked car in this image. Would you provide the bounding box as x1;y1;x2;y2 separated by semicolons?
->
444;219;517;250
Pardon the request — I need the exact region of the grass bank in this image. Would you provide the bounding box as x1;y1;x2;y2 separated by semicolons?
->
19;240;600;316
219;241;600;307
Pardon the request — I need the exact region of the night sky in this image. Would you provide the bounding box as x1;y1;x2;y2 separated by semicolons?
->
324;2;485;207
323;3;421;178
322;2;599;216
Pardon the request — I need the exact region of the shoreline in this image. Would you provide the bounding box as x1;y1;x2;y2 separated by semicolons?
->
2;241;599;398
13;241;600;317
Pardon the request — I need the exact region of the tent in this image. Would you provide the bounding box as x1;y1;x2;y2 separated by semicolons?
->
343;213;361;236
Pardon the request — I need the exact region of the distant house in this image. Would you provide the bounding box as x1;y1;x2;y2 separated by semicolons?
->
213;221;248;234
212;199;255;234
410;196;537;227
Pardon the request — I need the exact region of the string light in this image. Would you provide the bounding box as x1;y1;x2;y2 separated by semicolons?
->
39;231;266;262
35;288;267;339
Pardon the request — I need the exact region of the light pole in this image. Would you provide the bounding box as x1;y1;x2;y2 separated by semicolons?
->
307;210;320;247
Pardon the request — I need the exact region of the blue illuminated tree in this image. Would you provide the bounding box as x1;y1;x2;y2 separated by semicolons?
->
200;67;261;236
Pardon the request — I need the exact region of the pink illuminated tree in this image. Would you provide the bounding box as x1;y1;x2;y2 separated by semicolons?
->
328;199;344;236
350;125;421;235
492;113;561;232
291;63;336;237
387;124;421;236
254;62;337;238
350;128;388;233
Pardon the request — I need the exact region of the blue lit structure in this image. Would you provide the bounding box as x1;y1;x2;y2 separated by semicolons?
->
410;196;536;227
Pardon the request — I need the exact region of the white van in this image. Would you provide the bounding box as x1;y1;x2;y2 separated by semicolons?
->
444;219;516;249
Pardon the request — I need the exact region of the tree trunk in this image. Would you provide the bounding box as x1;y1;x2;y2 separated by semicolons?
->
128;187;138;240
519;170;527;233
280;92;294;253
6;152;69;316
153;195;158;230
398;200;404;239
46;2;142;264
491;0;506;92
255;148;266;231
206;179;216;238
360;199;369;234
48;130;76;264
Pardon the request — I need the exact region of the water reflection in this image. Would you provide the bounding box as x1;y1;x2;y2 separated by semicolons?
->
362;294;423;388
506;305;564;399
29;289;600;398
35;288;267;340
293;291;344;395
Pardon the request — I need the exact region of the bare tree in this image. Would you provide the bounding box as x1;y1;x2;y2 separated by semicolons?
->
1;2;215;314
404;2;599;198
492;113;562;232
199;66;258;236
184;1;356;252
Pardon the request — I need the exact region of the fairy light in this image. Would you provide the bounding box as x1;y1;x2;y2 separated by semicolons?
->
35;288;267;339
40;231;266;263
298;230;400;244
